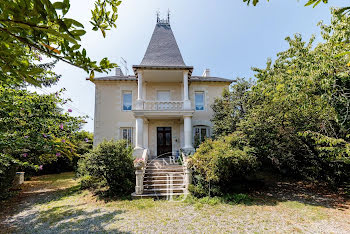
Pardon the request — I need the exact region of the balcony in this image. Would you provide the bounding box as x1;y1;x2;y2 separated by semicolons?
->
133;100;193;119
143;101;183;111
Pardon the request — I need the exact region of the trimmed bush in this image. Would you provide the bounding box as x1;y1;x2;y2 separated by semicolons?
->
189;132;258;196
77;140;135;196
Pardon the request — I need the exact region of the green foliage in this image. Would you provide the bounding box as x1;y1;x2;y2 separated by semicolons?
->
220;11;350;184
39;131;93;174
211;78;253;138
77;140;135;196
71;131;93;157
0;154;18;200
0;87;85;170
222;193;252;204
189;132;258;196
243;0;327;7
0;0;121;86
182;193;252;206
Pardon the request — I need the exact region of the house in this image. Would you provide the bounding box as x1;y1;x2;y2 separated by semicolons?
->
88;16;233;160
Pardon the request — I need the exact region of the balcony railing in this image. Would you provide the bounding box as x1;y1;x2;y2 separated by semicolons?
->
143;101;184;111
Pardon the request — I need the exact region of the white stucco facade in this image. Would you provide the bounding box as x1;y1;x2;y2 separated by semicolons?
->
89;19;233;158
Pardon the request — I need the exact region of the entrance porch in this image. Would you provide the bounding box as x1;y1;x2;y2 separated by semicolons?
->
133;118;194;159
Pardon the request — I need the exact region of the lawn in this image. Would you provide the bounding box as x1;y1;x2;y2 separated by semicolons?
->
1;172;349;233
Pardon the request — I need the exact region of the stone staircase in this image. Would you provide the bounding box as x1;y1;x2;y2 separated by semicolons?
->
132;158;188;198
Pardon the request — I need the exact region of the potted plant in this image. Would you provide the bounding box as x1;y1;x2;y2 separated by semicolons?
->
133;158;145;170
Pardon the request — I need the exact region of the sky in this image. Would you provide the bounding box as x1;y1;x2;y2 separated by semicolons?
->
33;0;349;132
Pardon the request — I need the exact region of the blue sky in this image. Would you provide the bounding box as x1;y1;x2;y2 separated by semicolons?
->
35;0;349;132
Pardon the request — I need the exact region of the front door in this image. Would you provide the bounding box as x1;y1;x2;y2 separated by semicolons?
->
157;127;172;157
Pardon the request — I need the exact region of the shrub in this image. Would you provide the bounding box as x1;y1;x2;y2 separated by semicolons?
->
0;154;19;200
40;131;94;175
77;140;135;196
189;132;258;196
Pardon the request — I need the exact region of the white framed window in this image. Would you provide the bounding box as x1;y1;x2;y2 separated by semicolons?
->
122;91;132;111
193;125;210;148
121;127;133;146
195;91;204;111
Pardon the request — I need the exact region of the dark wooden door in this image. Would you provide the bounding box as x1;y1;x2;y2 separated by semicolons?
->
157;127;172;157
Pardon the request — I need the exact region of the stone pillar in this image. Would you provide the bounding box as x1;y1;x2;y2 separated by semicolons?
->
183;71;191;110
135;117;144;149
135;170;143;195
183;116;193;150
137;71;143;100
143;121;148;150
185;168;192;192
136;71;144;110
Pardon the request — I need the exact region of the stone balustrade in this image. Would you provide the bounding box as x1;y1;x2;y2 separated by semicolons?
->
142;100;184;111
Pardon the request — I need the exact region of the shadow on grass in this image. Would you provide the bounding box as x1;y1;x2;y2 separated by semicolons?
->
8;203;130;233
3;184;133;233
249;180;350;210
188;174;349;210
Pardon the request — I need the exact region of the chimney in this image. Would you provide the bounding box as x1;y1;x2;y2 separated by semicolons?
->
202;68;210;77
115;67;124;76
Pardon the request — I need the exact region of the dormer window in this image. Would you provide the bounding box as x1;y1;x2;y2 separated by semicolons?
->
195;91;204;110
123;91;132;111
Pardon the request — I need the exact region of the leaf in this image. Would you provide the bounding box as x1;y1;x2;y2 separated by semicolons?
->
70;30;86;37
41;43;61;54
52;2;64;9
63;18;84;28
90;70;95;79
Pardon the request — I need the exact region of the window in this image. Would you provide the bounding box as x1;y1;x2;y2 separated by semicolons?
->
121;128;133;146
193;126;210;148
122;91;132;111
195;92;204;110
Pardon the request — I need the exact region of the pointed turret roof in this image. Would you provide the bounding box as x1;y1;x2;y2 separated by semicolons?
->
139;21;186;67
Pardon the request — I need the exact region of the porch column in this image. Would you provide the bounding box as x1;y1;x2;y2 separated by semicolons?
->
135;117;144;149
183;71;191;110
137;71;143;100
136;71;144;110
183;115;193;149
143;120;149;150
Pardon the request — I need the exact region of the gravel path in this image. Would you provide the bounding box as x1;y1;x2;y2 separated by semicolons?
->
1;172;349;233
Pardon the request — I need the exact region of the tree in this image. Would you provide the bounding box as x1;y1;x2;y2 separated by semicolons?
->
243;0;328;7
0;87;85;169
211;78;253;138
0;0;121;86
239;10;350;182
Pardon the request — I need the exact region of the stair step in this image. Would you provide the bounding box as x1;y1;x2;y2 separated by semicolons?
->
144;180;184;184
143;188;186;193
132;192;188;198
144;175;185;179
145;169;184;173
146;164;183;167
144;184;186;187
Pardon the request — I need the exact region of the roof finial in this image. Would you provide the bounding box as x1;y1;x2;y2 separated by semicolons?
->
167;9;170;24
156;10;170;25
156;10;160;23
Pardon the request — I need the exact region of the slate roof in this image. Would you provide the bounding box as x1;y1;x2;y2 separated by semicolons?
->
190;76;234;83
139;22;186;67
86;76;137;81
87;76;234;83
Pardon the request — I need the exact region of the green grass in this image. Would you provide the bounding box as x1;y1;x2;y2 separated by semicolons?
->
4;172;349;233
